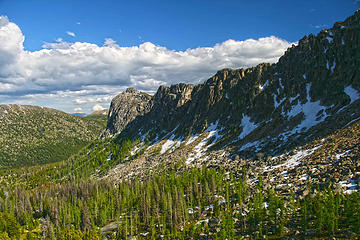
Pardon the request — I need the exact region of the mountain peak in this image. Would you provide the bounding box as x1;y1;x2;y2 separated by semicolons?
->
101;88;152;138
124;87;139;94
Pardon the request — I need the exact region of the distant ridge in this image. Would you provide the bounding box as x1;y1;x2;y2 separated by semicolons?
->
0;104;106;168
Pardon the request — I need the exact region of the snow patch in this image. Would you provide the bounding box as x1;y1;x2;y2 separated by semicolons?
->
239;140;261;152
186;121;223;164
335;150;351;161
130;146;140;156
273;93;285;108
289;94;300;103
186;134;199;145
144;125;179;152
331;60;336;72
204;204;214;211
259;80;269;91
339;176;358;194
160;134;182;154
326;59;336;72
265;145;320;172
287;83;328;133
337;85;360;113
299;174;309;181
196;219;209;225
140;232;150;237
238;115;258;140
344;85;360;104
279;78;284;89
344;116;360;128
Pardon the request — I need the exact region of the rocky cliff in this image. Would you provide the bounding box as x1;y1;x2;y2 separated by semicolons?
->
101;88;152;138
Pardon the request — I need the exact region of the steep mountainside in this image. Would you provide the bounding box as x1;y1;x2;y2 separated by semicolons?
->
101;10;360;188
0;105;105;168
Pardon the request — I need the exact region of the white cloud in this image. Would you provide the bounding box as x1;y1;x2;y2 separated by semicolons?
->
0;16;294;113
104;38;117;47
92;104;105;111
42;38;72;49
66;31;76;37
0;15;24;76
74;107;83;113
310;24;328;29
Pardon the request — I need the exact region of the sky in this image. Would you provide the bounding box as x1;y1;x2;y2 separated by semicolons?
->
0;0;359;114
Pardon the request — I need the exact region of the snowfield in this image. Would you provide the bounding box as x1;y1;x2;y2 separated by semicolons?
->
186;121;223;164
265;145;320;172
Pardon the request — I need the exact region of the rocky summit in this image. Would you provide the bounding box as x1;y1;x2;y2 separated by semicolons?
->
101;88;152;138
101;10;360;193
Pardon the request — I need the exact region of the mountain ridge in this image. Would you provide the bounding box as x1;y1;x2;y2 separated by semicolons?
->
105;9;360;152
98;10;360;190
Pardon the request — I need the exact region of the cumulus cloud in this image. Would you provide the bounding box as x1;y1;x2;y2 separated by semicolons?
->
66;31;76;37
104;38;117;47
73;107;83;113
92;104;105;111
310;24;328;29
0;16;24;77
0;16;294;113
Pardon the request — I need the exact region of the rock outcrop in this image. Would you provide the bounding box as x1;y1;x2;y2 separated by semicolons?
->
101;88;152;138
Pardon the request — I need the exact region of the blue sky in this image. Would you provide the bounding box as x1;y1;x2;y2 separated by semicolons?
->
2;0;358;51
0;0;358;113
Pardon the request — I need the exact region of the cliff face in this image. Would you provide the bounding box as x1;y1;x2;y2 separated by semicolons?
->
101;88;152;138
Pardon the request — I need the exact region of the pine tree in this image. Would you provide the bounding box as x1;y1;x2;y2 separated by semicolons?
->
81;203;91;232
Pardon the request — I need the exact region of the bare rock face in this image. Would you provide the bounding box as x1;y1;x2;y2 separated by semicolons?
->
101;88;152;138
145;83;196;130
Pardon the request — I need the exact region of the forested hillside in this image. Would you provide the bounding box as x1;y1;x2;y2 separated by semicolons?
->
0;105;106;168
0;164;360;239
